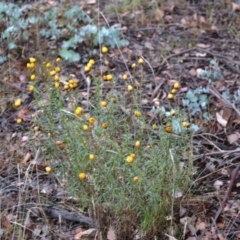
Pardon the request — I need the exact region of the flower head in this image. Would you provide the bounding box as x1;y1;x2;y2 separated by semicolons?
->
88;117;96;124
79;172;86;180
101;46;108;54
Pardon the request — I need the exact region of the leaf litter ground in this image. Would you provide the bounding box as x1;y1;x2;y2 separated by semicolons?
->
0;0;240;239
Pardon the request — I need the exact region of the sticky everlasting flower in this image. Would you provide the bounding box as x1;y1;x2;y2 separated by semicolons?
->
100;101;107;107
106;74;113;81
27;62;35;69
182;122;190;128
79;172;86;180
54;82;60;88
50;70;56;76
29;57;36;63
134;111;142;117
30;74;36;81
45;167;51;173
46;63;51;68
135;141;141;147
28;85;34;92
89;154;95;161
131;63;136;69
84;65;91;73
173;82;180;90
83;125;89;131
16;118;22;124
165;124;172;133
101;122;108;129
54;67;61;73
122;74;128;80
168;93;174;100
88;117;95;124
138;58;144;64
101;46;108;54
14;99;22;107
34;126;40;131
126;155;134;163
88;59;95;65
127;85;134;92
54;75;60;81
56;57;61;62
133;176;139;183
75;107;83;116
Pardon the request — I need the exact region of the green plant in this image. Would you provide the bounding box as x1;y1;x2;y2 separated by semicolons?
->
0;3;128;63
28;55;193;239
182;87;212;121
197;59;222;82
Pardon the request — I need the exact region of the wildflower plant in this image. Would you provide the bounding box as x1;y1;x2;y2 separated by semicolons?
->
29;51;193;238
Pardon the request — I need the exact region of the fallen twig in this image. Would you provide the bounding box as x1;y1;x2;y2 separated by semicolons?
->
212;163;240;224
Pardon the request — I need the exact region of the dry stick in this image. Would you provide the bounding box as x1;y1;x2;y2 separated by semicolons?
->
212;163;240;224
201;49;240;75
194;148;240;161
160;47;197;65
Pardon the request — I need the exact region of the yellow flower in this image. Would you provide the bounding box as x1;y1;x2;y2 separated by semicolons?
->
54;67;61;73
106;74;113;81
28;85;34;92
131;63;136;69
14;98;22;107
101;46;108;54
165;125;173;133
27;62;35;69
46;62;51;68
29;57;36;63
133;176;139;183
45;166;51;173
50;70;56;76
182;122;190;128
89;154;95;161
100;101;107;107
126;155;134;163
34;126;40;131
170;109;175;116
152;124;157;130
79;172;86;180
88;117;96;124
134;111;142;117
88;59;95;65
171;88;177;94
101;122;108;129
127;85;134;92
30;74;36;81
103;75;108;81
69;82;78;89
135;141;141;148
138;58;144;64
130;153;136;159
54;82;60;88
75;107;83;116
63;84;69;90
55;141;63;146
83;125;89;131
122;74;128;80
173;82;180;90
16;118;22;124
56;57;61;62
54;74;60;81
84;65;91;73
167;93;174;100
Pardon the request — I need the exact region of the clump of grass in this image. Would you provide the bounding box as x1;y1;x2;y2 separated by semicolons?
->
27;52;193;239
